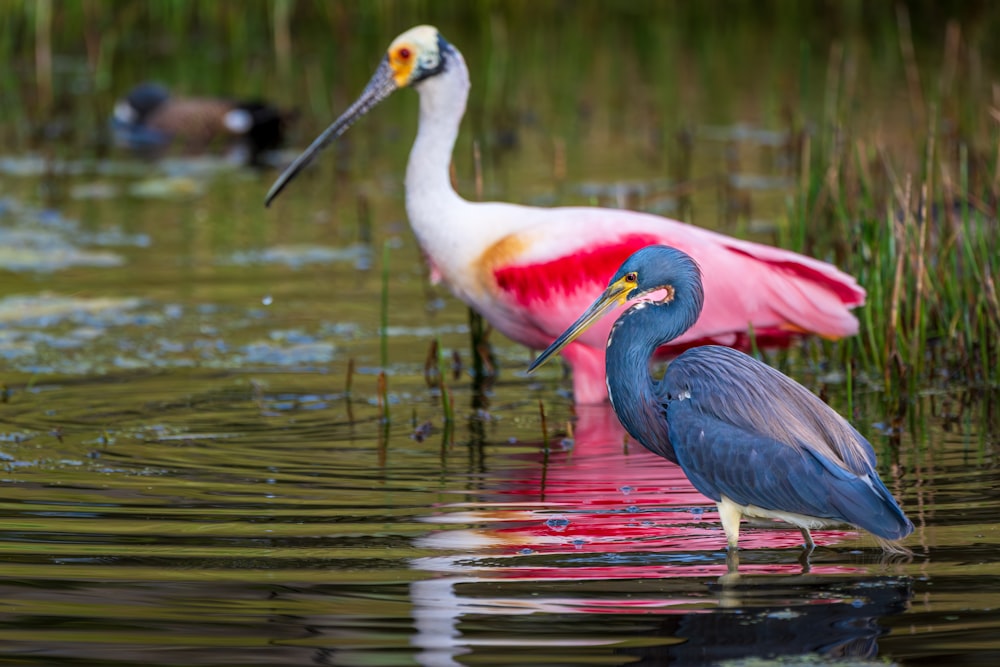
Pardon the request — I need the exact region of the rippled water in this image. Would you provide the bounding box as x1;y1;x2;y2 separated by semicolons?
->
1;29;999;667
0;153;1000;666
2;360;999;665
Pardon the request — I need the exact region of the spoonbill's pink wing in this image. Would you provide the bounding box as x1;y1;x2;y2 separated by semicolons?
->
477;207;863;351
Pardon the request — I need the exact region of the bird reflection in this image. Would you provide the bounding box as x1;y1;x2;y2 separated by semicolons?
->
433;403;861;560
410;554;911;667
618;574;912;666
409;402;912;666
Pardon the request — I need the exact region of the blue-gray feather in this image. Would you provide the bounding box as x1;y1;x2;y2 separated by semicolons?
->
600;245;913;543
667;389;912;539
664;347;876;471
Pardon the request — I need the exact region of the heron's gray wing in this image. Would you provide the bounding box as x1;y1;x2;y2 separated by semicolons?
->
662;346;876;474
666;401;911;539
660;346;911;539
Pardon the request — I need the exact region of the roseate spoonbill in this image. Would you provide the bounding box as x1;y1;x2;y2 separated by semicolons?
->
265;25;865;404
528;245;913;553
112;82;292;166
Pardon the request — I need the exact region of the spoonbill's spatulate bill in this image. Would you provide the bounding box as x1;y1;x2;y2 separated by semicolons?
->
266;25;866;404
529;244;913;552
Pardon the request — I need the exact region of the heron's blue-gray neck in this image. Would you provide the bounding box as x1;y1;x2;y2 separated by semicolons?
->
605;282;703;462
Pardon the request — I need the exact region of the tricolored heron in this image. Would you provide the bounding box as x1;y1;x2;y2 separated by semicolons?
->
528;245;913;552
265;25;866;404
112;82;292;167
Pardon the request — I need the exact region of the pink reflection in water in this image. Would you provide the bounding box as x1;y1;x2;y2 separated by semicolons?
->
408;405;886;666
420;404;859;575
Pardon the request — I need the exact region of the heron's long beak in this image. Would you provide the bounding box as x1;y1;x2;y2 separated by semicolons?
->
265;56;398;207
527;276;633;373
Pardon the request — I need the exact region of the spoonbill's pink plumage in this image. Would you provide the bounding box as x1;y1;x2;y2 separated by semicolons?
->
265;25;865;404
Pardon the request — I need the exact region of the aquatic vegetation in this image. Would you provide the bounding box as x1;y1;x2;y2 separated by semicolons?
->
0;295;336;375
224;243;370;269
785;15;1000;421
0;197;148;271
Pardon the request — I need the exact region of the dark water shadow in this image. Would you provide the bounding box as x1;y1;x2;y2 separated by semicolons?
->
619;572;913;666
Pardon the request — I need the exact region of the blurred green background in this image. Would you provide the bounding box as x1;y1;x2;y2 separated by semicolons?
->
1;1;997;403
4;0;1000;166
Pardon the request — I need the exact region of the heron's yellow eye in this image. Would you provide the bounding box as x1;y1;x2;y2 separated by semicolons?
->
625;272;638;283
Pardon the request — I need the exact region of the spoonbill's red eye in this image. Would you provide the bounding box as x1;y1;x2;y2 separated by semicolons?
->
398;47;411;59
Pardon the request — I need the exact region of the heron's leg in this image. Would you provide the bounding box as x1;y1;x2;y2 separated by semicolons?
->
799;527;815;551
717;497;743;551
797;548;813;572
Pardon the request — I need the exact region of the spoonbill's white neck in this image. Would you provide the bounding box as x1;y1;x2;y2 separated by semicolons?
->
405;49;470;227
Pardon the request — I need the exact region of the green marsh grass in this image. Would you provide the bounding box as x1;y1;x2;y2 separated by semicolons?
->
423;339;441;389
345;357;355;397
378;240;391;423
438;341;455;424
345;357;356;425
424;339;455;423
538;399;550;498
376;370;389;424
379;239;390;370
786;11;1000;422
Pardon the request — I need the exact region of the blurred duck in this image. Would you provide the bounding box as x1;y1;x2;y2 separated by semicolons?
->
111;82;293;166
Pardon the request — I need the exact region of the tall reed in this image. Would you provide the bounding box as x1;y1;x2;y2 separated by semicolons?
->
791;12;999;421
378;240;391;423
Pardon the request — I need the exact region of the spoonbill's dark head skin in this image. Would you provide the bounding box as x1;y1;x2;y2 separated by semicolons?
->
529;245;913;555
264;26;868;406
